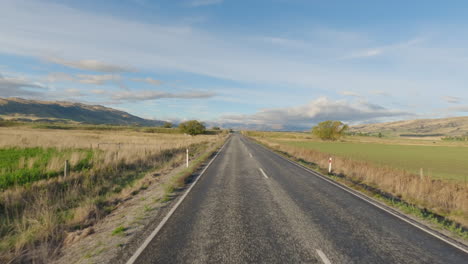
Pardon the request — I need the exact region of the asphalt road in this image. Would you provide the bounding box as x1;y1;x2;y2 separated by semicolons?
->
131;134;468;264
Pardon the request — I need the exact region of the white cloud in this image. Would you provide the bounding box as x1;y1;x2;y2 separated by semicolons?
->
45;72;123;87
47;57;134;73
77;74;121;85
111;90;216;102
442;96;461;104
219;97;411;130
46;72;75;82
186;0;223;7
131;77;163;86
64;88;85;97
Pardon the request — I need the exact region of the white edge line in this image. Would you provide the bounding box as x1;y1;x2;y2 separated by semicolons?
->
259;168;269;179
248;137;468;254
249;152;253;158
316;249;332;264
126;137;230;264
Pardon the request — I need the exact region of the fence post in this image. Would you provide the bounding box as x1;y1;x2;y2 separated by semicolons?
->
64;160;69;178
420;168;424;179
328;157;332;174
186;148;189;168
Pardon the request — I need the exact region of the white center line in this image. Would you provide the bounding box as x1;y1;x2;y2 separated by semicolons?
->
249;153;253;158
316;249;332;264
259;168;269;179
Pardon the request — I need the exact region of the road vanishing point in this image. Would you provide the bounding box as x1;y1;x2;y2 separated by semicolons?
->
126;134;468;264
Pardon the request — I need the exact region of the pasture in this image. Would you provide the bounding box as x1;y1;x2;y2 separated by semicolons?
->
282;140;468;182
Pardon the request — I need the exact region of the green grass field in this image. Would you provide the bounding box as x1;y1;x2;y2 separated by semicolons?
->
0;147;93;189
279;140;468;182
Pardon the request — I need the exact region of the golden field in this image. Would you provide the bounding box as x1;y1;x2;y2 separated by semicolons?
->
0;126;226;263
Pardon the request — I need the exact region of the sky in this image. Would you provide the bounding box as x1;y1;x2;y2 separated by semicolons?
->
1;0;468;130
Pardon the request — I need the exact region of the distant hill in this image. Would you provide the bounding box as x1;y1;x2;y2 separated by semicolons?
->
0;97;164;126
350;116;468;137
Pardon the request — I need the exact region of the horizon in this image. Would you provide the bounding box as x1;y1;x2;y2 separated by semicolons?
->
1;0;468;130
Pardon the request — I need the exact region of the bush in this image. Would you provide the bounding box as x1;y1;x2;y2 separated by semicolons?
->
162;122;173;128
312;120;348;141
179;120;206;135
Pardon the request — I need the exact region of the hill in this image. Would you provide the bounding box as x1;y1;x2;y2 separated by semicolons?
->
350;116;468;137
0;97;164;126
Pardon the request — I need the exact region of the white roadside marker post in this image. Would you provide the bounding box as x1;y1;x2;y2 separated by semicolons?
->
186;148;189;168
64;160;69;178
328;157;332;174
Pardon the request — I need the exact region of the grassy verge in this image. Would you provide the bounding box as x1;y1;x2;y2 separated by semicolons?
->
246;134;468;240
160;137;227;202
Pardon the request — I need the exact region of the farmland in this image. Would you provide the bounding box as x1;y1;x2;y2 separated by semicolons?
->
282;140;468;182
0;124;226;263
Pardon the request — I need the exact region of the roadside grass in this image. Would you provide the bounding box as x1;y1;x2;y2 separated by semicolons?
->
111;226;126;236
246;132;468;238
0;126;226;263
160;139;226;201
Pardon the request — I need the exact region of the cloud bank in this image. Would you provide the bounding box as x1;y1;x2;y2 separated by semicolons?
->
47;57;134;73
131;77;163;86
111;90;216;102
0;74;46;97
219;97;412;130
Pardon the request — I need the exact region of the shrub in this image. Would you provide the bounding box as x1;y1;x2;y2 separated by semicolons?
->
162;122;173;128
312;120;348;141
179;120;206;136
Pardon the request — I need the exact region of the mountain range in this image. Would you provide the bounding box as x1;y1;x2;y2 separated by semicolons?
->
0;97;164;126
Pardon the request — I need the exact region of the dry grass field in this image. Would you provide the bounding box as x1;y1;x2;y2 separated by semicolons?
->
245;131;468;232
0;126;226;263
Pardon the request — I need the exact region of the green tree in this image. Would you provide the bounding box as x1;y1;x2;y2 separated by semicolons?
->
212;126;221;130
179;120;206;135
162;122;173;128
312;120;348;141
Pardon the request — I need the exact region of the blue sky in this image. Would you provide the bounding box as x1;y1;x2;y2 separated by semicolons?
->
1;0;467;129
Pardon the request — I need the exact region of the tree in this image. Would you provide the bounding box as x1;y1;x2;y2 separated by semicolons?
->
312;120;348;141
162;122;173;128
212;126;221;130
179;120;206;135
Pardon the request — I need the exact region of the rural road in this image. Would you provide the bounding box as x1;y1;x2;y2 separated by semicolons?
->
130;134;468;263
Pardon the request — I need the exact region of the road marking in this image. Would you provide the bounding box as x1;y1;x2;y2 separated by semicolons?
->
259;168;269;178
249;152;253;158
125;137;231;264
316;249;332;264
248;137;468;254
